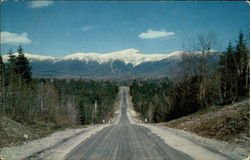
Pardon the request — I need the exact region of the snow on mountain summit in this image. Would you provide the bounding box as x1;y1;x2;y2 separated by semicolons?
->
2;49;183;66
62;48;142;65
2;52;56;62
62;49;183;66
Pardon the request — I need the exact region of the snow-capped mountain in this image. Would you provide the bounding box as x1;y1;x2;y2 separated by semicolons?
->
2;48;218;78
61;49;182;66
2;52;57;62
2;48;182;67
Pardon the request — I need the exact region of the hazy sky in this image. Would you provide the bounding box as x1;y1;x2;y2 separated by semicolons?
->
1;1;249;57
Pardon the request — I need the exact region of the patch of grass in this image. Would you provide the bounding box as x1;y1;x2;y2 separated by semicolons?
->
161;99;249;148
0;117;69;148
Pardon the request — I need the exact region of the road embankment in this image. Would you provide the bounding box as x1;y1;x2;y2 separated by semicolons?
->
126;89;249;160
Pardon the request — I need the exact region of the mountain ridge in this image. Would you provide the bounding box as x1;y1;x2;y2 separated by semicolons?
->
1;49;219;78
2;48;183;66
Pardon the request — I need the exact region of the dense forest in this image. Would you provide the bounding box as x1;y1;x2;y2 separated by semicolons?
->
130;32;249;123
0;32;248;126
0;46;118;125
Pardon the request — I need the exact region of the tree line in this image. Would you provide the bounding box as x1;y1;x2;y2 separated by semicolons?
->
0;46;118;125
130;32;249;123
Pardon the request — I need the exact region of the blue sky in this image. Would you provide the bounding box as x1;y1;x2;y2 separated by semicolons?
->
1;1;249;57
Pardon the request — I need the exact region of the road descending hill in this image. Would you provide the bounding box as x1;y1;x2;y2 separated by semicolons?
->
66;87;245;160
66;87;192;160
1;87;248;160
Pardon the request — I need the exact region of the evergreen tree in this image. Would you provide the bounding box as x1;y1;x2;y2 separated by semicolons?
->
7;49;16;68
6;49;16;83
219;42;237;104
0;54;5;79
0;54;6;114
15;45;32;82
4;49;17;116
234;32;249;97
219;33;249;104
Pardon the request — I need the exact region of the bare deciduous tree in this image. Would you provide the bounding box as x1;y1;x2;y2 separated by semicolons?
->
182;31;218;109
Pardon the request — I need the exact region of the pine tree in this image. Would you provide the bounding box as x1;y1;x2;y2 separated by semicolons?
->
0;54;4;92
0;54;6;115
219;33;249;104
15;45;32;82
7;49;16;67
6;49;16;83
234;32;249;97
0;54;5;80
4;49;17;116
220;42;237;104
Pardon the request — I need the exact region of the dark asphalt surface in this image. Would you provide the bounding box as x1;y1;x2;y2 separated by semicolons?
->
66;87;193;160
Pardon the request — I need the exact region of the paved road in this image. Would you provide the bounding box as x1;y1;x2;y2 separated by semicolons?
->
66;87;193;160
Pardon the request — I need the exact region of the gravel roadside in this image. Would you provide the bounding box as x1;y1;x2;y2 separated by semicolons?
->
0;124;110;160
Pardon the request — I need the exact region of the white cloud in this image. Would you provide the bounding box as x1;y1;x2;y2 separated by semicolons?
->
246;1;250;5
81;25;98;32
138;29;175;39
1;32;32;45
28;1;53;8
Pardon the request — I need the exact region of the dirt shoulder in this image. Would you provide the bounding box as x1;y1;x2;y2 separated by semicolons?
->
0;117;74;148
0;116;90;159
127;90;249;160
0;88;123;160
0;123;110;160
160;99;250;150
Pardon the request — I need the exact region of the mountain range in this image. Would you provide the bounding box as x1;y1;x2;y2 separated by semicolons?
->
2;48;219;79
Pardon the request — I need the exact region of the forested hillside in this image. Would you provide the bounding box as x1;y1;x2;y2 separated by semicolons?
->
130;79;173;123
53;79;118;124
130;32;249;123
0;46;118;125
